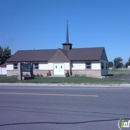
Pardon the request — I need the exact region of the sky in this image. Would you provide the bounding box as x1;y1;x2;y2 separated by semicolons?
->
0;0;130;63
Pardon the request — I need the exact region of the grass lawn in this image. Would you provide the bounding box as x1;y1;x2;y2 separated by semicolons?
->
108;69;130;75
0;76;127;84
0;76;18;83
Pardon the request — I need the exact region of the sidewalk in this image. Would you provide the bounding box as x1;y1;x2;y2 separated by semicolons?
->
0;83;130;87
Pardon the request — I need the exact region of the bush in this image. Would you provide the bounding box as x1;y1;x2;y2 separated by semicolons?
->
40;74;43;77
73;74;86;77
81;74;86;77
36;74;40;77
24;74;29;77
74;74;80;77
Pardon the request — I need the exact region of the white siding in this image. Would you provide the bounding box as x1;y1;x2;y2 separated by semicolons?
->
72;63;85;70
2;68;7;75
48;63;70;70
91;63;101;70
0;67;1;74
101;61;108;76
64;63;70;70
48;63;53;70
7;64;13;70
39;63;48;70
0;67;7;75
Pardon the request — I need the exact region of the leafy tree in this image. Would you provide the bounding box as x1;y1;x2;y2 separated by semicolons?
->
129;57;130;62
0;46;3;64
108;62;113;68
125;57;130;68
0;46;11;65
113;57;123;68
125;62;130;68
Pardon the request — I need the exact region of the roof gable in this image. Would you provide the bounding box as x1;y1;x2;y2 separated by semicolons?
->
100;48;108;61
48;49;70;63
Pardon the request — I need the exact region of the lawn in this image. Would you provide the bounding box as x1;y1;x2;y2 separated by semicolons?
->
0;76;18;83
0;76;127;84
108;69;130;75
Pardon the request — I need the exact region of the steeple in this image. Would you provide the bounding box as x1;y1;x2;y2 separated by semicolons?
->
66;20;69;43
62;21;73;50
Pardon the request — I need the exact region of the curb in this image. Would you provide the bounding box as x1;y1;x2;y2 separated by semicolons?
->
0;83;130;87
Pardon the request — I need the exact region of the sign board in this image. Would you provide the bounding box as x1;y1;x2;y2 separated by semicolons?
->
22;63;31;72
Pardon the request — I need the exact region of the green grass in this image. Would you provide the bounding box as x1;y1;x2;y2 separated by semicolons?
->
0;76;18;83
0;76;126;84
22;77;125;84
108;70;130;75
1;69;130;84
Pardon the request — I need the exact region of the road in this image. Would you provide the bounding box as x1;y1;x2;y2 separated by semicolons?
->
0;85;130;130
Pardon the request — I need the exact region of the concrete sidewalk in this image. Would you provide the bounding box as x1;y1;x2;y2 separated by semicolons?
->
0;83;130;87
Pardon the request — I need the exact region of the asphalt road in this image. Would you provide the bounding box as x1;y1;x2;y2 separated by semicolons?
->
0;86;130;130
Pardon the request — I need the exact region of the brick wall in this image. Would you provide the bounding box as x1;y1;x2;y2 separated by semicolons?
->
72;70;101;77
7;69;101;77
33;70;49;77
7;70;19;76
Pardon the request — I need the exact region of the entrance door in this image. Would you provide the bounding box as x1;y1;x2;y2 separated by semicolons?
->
54;64;64;75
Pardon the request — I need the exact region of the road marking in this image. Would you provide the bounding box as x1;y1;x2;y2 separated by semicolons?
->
0;92;98;97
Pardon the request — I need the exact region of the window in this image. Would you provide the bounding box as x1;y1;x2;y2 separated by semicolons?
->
34;63;39;69
86;62;91;69
101;62;104;69
14;63;18;69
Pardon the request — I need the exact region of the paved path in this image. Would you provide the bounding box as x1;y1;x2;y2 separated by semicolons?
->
0;85;130;130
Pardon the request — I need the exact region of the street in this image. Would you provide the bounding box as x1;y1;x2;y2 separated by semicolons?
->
0;86;130;130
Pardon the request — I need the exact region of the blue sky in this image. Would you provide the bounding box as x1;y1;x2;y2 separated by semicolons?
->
0;0;130;63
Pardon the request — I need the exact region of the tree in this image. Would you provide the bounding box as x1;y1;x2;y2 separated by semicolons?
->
129;57;130;62
113;57;123;68
125;57;130;68
0;46;11;65
108;62;113;68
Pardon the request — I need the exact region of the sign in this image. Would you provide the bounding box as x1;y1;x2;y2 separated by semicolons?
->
22;63;31;72
118;119;130;130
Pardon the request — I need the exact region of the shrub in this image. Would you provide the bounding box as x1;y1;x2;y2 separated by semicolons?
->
24;73;29;77
36;74;40;77
74;74;80;77
81;74;86;77
73;74;86;77
40;74;43;77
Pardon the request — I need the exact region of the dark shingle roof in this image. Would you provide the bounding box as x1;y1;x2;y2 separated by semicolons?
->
66;47;104;61
7;49;56;62
0;63;6;67
6;47;104;63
